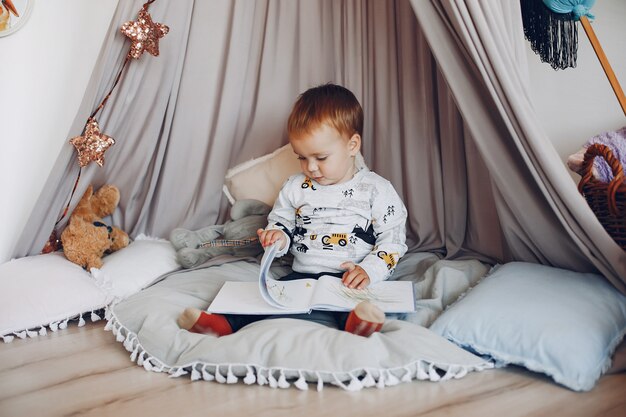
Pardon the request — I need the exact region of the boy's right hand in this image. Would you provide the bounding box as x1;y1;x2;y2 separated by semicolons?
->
257;228;288;250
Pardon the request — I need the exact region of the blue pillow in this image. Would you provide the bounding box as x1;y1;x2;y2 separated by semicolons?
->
430;262;626;391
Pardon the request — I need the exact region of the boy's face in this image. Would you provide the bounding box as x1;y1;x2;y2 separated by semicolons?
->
290;124;361;186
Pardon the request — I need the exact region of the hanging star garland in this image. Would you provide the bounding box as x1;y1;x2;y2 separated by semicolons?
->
44;0;169;254
69;118;115;167
120;8;169;59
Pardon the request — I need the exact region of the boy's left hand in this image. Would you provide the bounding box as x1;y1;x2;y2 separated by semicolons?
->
340;262;370;289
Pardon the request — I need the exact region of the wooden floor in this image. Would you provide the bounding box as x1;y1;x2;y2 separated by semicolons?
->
1;322;625;417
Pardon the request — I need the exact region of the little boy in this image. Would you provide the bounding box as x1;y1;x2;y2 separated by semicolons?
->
178;83;407;337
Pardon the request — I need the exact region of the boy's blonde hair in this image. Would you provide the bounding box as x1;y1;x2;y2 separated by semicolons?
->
287;83;363;140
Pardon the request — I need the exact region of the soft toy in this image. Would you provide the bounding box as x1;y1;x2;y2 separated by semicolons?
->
170;199;272;268
61;184;130;270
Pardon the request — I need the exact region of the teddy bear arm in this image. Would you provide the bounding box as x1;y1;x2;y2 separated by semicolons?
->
92;185;121;218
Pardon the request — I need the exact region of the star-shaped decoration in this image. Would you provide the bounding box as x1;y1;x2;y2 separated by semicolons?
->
120;9;169;59
69;118;115;167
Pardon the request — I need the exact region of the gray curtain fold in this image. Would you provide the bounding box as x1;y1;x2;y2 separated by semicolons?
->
411;0;626;292
14;0;625;293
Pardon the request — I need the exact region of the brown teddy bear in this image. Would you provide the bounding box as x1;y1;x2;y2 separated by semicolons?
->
61;184;130;270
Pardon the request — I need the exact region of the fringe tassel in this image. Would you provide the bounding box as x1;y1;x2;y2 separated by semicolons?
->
257;369;268;386
268;370;278;388
521;0;578;70
123;334;133;351
116;329;126;343
201;365;214;381
226;365;238;384
243;366;256;385
428;363;441;382
38;327;47;336
345;373;364;391
1;335;15;343
130;345;139;362
78;314;86;327
331;373;349;390
376;371;385;389
416;360;429;380
168;367;188;378
385;370;400;386
191;365;201;381
294;371;308;391
454;366;468;379
137;351;146;366
277;370;289;389
316;372;323;392
91;311;101;322
215;366;226;383
143;357;154;371
361;370;376;387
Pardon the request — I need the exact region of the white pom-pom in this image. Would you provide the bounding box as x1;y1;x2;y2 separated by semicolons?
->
243;366;256;385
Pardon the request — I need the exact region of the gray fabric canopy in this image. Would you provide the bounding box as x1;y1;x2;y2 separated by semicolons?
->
15;0;626;293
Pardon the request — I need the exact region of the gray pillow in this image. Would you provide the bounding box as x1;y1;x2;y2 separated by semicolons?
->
109;255;493;390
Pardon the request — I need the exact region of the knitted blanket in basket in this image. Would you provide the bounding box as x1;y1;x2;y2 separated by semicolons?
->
585;126;626;183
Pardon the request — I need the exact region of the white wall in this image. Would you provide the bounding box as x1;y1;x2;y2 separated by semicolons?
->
525;0;626;162
0;1;625;263
0;1;118;262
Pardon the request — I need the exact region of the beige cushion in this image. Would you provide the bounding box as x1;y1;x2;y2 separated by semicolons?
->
223;144;301;206
223;144;367;206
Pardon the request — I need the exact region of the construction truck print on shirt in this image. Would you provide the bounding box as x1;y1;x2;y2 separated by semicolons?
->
266;168;408;284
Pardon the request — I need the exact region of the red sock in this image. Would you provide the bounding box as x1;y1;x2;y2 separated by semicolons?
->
345;305;385;337
190;312;233;337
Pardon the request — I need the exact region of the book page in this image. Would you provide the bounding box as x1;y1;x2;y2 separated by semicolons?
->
255;242;317;312
207;281;289;314
258;243;315;311
309;276;416;313
264;278;318;311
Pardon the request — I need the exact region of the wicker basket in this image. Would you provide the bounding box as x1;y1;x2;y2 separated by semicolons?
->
578;143;626;249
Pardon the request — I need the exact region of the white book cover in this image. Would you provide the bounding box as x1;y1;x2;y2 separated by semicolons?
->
207;244;416;315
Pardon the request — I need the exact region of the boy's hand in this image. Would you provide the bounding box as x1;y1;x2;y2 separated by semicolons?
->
340;262;370;289
257;228;288;250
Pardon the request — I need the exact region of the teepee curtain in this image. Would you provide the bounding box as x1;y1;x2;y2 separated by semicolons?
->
14;0;626;293
411;0;625;292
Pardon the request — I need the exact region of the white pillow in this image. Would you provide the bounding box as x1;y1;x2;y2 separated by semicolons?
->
223;143;367;205
430;262;626;391
0;235;180;343
91;234;180;301
0;252;108;342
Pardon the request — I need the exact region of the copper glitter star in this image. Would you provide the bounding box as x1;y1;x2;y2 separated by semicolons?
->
120;9;169;59
69;118;115;167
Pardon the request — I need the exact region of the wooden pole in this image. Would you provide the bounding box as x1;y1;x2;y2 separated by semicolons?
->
579;16;626;117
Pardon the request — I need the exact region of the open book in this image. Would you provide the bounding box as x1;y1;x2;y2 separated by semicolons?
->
207;244;416;315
